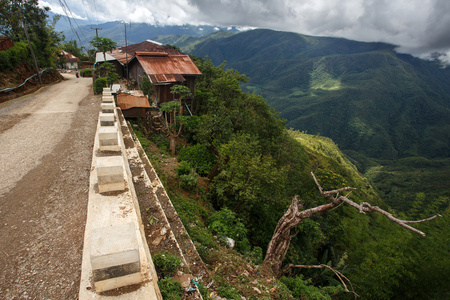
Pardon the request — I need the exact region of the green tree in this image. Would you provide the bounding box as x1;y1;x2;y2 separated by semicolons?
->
0;0;63;67
90;36;117;62
140;77;154;104
160;100;184;155
62;40;89;61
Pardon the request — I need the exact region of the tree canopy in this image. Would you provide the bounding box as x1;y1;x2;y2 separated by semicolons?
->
0;0;62;67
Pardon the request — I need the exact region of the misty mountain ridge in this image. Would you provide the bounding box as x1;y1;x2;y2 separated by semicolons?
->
51;11;449;209
156;29;450;210
49;11;243;49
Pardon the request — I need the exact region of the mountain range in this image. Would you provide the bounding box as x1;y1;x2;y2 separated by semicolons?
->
55;16;449;211
155;29;450;211
50;11;241;49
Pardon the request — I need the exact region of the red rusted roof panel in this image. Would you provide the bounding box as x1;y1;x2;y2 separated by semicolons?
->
137;54;201;84
60;50;79;62
116;93;151;110
118;40;182;56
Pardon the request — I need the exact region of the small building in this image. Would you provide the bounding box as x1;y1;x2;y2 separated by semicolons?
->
116;93;151;118
60;50;79;70
95;51;124;78
94;40;184;81
0;36;14;51
128;51;202;106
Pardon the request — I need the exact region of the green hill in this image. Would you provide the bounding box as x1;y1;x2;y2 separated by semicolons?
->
161;28;450;211
188;29;450;161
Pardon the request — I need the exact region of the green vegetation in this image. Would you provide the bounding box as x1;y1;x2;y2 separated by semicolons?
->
0;0;63;71
93;77;107;94
158;278;183;300
81;68;93;77
133;55;449;299
162;28;450;219
178;144;216;176
153;251;182;276
0;41;30;72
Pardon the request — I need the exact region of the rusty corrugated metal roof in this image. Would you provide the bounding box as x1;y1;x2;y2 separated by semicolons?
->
116;93;151;110
136;53;201;84
118;40;182;56
60;50;79;62
106;40;183;64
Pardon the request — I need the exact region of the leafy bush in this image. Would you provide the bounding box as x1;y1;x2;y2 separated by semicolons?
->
81;68;92;77
140;76;154;98
248;246;263;265
0;41;29;72
217;285;241;300
158;278;183;300
280;275;343;300
153;251;182;275
187;226;216;249
93;77;107;94
179;173;198;191
207;208;250;253
176;160;193;177
178;144;216;176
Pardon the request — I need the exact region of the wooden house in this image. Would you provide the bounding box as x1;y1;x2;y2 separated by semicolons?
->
128;51;202;106
60;50;79;70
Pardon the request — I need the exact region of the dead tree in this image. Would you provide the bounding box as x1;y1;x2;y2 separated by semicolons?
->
262;172;442;277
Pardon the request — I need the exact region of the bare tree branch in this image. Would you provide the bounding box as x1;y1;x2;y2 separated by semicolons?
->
263;172;442;276
285;264;358;298
311;172;442;237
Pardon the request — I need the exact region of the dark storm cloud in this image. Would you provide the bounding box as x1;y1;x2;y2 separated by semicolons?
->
42;0;450;58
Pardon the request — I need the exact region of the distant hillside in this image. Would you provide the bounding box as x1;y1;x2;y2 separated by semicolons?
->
160;28;450;211
51;11;241;49
185;29;450;162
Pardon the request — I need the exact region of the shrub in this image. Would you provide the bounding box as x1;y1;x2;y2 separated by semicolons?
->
0;41;29;72
82;68;92;77
178;144;216;176
158;278;183;300
207;208;250;253
188;226;216;249
280;275;343;300
153;251;182;276
179;173;198;191
217;285;241;300
93;77;107;94
248;246;263;265
176;160;193;176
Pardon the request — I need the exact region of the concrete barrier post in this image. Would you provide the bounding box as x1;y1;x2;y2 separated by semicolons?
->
102;95;114;103
90;223;142;292
101;103;115;113
99;113;115;126
96;156;125;193
98;127;120;152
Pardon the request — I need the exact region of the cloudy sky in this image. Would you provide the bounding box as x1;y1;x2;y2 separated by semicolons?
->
39;0;450;59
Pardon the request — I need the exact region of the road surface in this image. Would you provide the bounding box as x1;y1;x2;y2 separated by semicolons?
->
0;74;99;299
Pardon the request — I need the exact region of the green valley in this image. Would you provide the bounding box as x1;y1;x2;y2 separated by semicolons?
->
158;28;450;212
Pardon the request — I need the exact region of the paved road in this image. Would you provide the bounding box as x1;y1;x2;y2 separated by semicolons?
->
0;74;100;299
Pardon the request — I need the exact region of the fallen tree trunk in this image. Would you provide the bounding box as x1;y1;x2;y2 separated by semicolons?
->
262;172;442;277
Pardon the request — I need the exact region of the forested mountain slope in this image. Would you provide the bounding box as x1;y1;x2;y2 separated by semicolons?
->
188;29;450;161
158;28;450;211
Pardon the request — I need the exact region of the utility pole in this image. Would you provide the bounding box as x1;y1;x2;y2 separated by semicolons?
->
91;27;102;37
23;21;42;86
123;22;130;85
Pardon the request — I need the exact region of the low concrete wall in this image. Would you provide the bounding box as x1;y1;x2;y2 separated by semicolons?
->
79;89;161;299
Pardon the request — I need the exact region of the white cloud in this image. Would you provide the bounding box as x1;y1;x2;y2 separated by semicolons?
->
39;0;450;57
